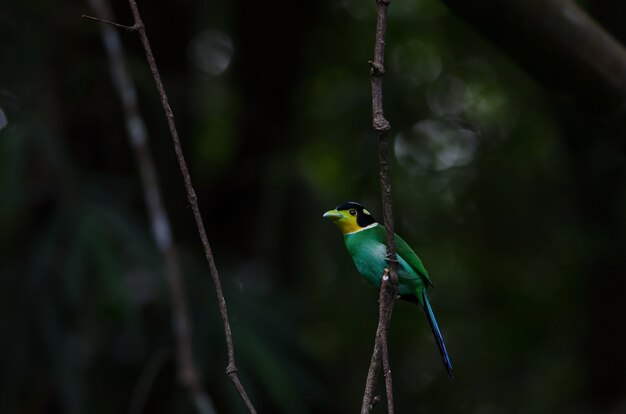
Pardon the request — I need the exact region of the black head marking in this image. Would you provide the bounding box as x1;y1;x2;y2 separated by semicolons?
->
336;201;377;227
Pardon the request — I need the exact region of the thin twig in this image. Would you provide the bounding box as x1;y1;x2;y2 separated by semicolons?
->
81;14;136;30
361;0;398;413
84;2;257;413
86;0;216;412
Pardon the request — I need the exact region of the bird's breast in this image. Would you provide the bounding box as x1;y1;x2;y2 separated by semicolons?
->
344;232;387;288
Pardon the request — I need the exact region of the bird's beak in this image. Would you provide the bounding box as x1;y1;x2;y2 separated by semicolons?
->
323;209;342;221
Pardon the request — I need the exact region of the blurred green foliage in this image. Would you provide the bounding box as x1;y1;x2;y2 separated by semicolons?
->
2;0;626;413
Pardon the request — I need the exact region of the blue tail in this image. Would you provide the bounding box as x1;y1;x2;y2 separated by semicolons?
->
421;290;453;378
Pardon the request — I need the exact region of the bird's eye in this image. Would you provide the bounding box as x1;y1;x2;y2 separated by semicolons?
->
349;209;357;216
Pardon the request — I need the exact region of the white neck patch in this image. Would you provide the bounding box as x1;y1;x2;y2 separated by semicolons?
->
345;222;378;235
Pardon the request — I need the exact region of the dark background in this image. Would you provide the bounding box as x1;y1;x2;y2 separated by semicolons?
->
2;0;626;413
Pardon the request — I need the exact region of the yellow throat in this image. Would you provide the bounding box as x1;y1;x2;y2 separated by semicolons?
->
323;207;374;235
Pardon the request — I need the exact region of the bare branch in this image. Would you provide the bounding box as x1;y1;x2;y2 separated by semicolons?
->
380;273;395;414
84;1;257;412
87;0;215;412
361;0;399;412
361;269;397;414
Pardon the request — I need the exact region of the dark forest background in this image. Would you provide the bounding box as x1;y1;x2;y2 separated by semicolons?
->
2;0;626;413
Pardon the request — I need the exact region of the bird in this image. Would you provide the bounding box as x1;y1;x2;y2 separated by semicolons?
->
323;201;453;378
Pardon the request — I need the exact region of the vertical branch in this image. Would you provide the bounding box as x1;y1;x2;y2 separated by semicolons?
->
377;137;398;414
86;1;215;413
361;0;398;413
83;2;257;413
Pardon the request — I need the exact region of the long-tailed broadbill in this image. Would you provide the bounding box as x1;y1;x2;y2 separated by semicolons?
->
323;201;453;378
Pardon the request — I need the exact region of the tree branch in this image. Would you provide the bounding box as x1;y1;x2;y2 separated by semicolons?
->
441;0;626;112
361;0;399;413
84;2;257;413
86;0;216;412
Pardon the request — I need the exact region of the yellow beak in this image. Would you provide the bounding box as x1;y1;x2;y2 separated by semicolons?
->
322;209;343;220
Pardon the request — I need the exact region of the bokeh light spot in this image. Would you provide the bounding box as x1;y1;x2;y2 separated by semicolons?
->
189;30;234;77
395;119;478;172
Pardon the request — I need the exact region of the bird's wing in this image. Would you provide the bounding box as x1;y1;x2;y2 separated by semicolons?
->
394;232;433;287
372;225;433;286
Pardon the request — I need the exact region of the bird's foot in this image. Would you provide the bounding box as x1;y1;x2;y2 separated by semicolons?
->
382;268;390;281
